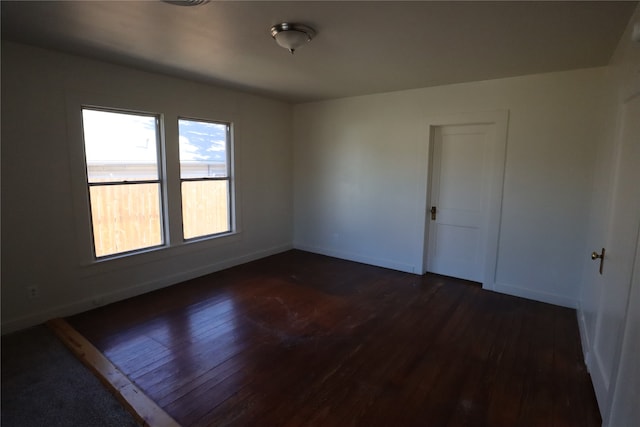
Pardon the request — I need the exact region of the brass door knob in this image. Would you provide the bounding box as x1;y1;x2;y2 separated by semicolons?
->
591;248;605;274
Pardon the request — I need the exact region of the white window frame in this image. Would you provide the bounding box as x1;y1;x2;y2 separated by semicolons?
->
178;117;235;241
81;106;167;259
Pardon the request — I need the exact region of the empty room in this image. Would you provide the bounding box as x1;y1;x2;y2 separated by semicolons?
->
1;1;639;426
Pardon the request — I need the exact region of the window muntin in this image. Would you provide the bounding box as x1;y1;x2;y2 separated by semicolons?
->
178;118;232;239
81;108;164;258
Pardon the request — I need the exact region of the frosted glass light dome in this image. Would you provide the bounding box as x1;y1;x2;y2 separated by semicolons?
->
270;23;316;54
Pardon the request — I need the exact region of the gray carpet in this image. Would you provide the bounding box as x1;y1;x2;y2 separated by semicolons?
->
1;324;141;427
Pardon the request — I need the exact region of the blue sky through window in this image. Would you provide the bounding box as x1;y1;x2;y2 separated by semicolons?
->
179;119;228;178
178;119;226;163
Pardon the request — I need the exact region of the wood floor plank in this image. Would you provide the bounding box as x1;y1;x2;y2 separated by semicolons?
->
65;250;600;427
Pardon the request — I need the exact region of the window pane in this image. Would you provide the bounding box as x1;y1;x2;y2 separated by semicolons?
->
178;119;228;179
82;109;159;183
89;184;163;257
182;180;230;239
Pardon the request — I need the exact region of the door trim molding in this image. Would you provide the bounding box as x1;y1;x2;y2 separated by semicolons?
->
421;110;509;291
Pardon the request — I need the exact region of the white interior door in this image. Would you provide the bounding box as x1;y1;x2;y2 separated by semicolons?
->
589;93;640;423
426;124;494;283
608;235;640;427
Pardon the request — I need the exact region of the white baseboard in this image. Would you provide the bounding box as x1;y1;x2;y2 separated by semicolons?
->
493;281;578;309
576;305;593;371
1;243;292;335
293;243;418;274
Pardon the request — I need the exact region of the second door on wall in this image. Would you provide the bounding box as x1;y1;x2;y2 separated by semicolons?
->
426;124;495;283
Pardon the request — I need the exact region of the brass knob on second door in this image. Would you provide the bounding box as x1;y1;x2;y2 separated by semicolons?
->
591;248;605;274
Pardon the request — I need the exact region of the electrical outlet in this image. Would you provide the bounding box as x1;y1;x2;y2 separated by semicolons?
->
27;285;40;299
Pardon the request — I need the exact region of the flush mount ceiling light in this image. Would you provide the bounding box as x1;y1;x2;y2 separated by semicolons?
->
270;23;316;54
163;0;209;6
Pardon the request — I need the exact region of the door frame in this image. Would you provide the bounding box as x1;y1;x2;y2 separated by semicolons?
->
421;110;509;291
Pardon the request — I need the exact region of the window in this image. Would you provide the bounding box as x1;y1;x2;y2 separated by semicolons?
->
178;118;232;239
81;108;164;258
79;105;236;260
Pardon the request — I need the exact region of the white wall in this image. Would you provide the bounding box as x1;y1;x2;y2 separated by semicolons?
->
1;42;293;333
293;68;607;308
0;37;622;332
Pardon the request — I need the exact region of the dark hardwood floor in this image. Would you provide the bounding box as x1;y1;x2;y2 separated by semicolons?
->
67;250;600;427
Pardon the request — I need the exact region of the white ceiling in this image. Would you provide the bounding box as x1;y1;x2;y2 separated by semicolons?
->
1;1;637;103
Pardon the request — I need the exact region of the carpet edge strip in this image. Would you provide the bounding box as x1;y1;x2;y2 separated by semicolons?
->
47;318;181;427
